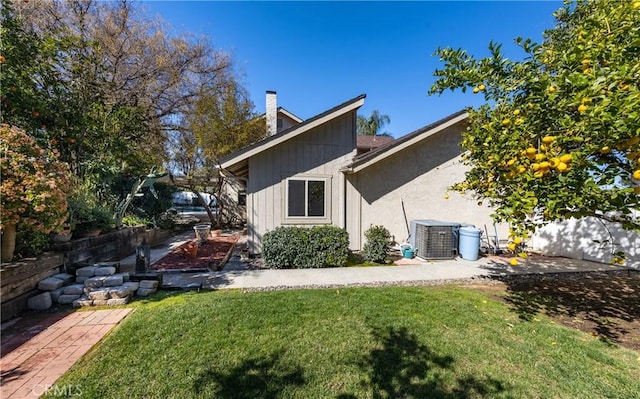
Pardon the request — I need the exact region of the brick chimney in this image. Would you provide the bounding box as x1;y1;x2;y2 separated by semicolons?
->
266;90;277;136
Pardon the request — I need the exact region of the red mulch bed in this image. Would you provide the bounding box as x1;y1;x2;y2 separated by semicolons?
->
150;235;239;271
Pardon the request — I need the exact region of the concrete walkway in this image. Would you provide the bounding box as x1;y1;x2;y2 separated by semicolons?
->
162;253;629;291
1;309;133;399
157;232;630;291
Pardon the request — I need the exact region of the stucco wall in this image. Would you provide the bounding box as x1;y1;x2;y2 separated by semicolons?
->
530;216;640;268
347;125;508;251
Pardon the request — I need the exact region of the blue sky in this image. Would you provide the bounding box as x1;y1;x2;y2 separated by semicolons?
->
142;1;561;138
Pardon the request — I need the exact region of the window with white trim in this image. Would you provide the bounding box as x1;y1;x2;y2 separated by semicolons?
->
284;176;331;223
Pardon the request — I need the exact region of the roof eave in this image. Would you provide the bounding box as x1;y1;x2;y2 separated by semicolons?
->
342;110;469;174
221;94;366;171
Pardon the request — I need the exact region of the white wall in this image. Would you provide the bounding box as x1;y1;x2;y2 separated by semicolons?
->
347;124;509;250
531;216;640;268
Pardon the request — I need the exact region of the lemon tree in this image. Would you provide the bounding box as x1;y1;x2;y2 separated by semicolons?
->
429;0;640;261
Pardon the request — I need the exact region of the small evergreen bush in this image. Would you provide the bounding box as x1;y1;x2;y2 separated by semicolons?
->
362;225;391;264
262;225;350;268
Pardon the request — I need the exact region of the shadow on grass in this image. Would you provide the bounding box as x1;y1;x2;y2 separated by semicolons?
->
500;271;640;345
340;326;507;398
193;349;305;398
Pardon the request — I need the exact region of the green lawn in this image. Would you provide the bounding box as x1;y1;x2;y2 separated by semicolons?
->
46;286;640;398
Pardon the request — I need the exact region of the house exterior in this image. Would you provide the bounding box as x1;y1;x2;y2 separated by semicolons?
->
220;93;639;266
221;94;365;253
220;94;504;253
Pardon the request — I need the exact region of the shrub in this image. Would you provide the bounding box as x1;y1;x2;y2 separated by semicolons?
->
68;187;114;234
0;124;72;233
362;225;391;264
121;214;151;227
262;225;350;268
1;124;73;261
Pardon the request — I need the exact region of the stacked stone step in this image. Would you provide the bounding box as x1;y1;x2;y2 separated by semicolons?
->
136;280;159;297
73;263;137;307
27;262;161;311
27;273;76;311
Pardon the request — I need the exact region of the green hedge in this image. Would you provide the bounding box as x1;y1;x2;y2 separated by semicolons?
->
262;225;350;268
362;225;391;264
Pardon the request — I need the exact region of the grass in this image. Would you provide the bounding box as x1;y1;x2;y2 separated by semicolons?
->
46;286;640;398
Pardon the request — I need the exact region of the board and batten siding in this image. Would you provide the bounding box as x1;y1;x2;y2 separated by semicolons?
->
246;111;357;253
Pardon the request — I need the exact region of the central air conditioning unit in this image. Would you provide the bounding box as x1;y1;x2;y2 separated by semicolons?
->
409;220;461;260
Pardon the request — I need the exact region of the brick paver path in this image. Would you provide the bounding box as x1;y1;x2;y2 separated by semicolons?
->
1;309;133;399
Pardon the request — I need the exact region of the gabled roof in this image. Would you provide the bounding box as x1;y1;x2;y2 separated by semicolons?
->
341;109;469;174
277;107;303;123
221;94;366;176
256;107;304;123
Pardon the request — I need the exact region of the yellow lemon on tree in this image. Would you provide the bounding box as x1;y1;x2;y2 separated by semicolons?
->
502;119;511;127
526;147;537;155
548;86;557;94
509;258;519;266
508;242;517;251
473;87;480;94
531;163;541;171
513;109;521;116
507;158;516;166
557;162;568;172
513;237;522;244
559;154;572;163
535;153;546;161
542;136;556;144
600;146;611;154
549;157;560;168
578;104;588;113
518;166;526;174
478;84;486;91
626;136;640;146
633;170;640;180
539;161;550;170
534;171;544;178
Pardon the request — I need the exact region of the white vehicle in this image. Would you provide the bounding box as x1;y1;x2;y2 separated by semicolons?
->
171;191;217;210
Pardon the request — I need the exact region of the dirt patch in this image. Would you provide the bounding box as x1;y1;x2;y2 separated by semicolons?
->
150;235;239;271
473;271;640;351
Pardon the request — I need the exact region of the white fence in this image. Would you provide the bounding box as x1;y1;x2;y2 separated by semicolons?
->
531;216;640;268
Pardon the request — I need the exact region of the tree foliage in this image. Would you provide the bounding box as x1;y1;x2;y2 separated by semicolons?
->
167;78;265;227
1;0;234;186
357;110;392;137
429;0;640;258
0;124;72;233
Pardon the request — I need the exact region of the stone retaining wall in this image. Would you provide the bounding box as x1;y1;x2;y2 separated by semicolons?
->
54;226;171;271
1;227;171;321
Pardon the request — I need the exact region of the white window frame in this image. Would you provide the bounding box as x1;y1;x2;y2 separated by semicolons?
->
282;175;332;224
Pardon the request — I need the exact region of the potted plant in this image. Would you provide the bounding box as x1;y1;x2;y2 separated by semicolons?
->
69;190;114;238
51;221;73;243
